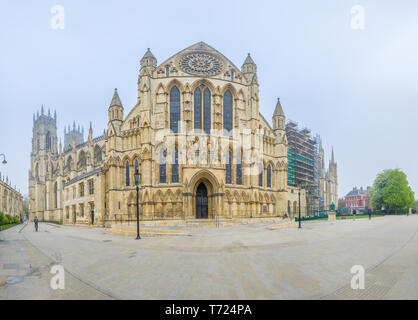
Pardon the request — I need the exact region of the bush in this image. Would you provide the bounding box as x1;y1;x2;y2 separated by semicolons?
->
0;212;4;224
3;216;9;225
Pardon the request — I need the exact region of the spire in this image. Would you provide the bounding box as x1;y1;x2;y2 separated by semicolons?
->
73;121;76;131
331;148;335;163
273;98;284;117
88;122;93;141
54;110;57;120
242;53;255;66
59;138;62;154
41;104;44;115
109;88;123;108
140;48;157;68
33;113;35;123
241;53;257;82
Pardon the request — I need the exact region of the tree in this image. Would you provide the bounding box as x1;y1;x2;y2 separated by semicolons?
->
369;169;415;213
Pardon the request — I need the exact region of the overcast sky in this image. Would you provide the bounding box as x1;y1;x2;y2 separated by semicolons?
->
1;0;417;199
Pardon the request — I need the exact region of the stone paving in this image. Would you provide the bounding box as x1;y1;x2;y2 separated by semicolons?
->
0;215;417;299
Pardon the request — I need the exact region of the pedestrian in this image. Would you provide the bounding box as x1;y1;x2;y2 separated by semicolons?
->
34;216;38;232
368;209;372;220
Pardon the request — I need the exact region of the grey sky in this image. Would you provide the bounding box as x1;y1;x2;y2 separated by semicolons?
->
1;0;417;199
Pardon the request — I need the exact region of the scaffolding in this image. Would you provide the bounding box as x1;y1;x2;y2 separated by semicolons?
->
286;121;321;216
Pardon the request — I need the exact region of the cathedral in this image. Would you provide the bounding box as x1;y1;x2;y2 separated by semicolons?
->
29;42;293;225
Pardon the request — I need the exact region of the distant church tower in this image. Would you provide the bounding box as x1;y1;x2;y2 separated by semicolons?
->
28;106;58;220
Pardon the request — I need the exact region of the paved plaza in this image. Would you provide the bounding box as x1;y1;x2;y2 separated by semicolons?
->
0;215;417;300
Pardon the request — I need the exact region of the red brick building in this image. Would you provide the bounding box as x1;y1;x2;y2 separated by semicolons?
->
345;187;370;211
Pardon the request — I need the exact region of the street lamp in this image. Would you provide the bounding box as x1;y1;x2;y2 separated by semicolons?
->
298;187;302;229
134;168;141;240
0;154;7;164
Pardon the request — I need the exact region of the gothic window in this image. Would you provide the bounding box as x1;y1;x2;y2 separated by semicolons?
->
135;160;139;176
46;131;51;151
223;90;233;135
236;151;242;185
194;85;211;134
125;161;130;186
94;146;102;163
225;151;232;184
159;149;167;183
166;66;170;77
267;164;272;188
54;183;58;209
78;152;87;168
172;148;179;183
231;71;235;82
170;86;181;133
258;163;263;187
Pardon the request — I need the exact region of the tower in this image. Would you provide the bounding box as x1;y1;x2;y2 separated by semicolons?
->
64;121;84;152
241;53;257;83
273;98;286;134
29;106;58;221
108;88;124;134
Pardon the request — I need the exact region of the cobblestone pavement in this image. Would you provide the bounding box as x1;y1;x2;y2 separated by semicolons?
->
0;216;417;299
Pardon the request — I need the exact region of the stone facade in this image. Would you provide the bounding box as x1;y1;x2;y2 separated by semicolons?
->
29;42;297;226
0;173;23;220
318;145;338;210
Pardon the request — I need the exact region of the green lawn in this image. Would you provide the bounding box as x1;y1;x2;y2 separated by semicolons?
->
0;223;19;231
336;215;383;220
297;215;384;222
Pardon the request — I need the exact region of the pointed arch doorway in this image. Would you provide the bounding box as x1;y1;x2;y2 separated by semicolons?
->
195;183;208;219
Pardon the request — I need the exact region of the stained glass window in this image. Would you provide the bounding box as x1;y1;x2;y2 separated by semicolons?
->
125;161;130;186
267;165;272;188
170;86;180;133
134;160;139;185
172;148;179;183
236;151;242;185
226;151;232;184
223;90;233;135
203;88;211;134
259;163;263;187
194;88;202;131
159;149;167;183
194;85;211;134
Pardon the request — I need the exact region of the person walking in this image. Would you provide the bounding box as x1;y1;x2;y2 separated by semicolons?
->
368;209;372;220
34;216;39;232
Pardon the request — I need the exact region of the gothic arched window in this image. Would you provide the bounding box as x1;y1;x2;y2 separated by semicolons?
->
194;84;211;134
134;160;139;185
172;148;179;183
170;86;180;133
94;146;102;163
54;182;58;209
258;163;263;187
267;165;272;188
223;90;233;135
225;151;232;184
236;151;242;185
46;131;51;151
125;161;130;186
159;149;167;183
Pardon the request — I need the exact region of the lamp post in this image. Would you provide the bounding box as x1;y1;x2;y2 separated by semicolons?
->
298;187;302;229
134;168;141;240
0;154;7;164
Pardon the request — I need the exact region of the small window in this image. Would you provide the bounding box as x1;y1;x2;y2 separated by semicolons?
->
125;161;130;186
231;71;235;82
166;66;170;77
159;149;167;183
